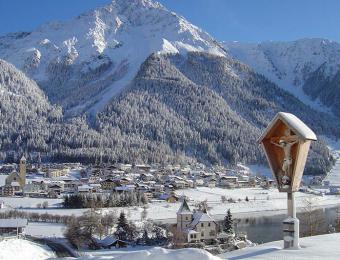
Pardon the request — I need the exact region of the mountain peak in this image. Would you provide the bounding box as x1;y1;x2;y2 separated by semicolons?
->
0;0;225;114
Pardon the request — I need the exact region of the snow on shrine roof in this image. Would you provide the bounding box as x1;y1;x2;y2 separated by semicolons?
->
258;112;317;142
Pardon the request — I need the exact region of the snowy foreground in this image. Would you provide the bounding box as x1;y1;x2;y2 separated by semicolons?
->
81;233;340;260
219;233;340;260
83;247;220;260
0;238;55;260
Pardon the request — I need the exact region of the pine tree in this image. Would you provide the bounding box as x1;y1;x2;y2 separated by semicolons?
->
141;229;150;245
114;212;130;241
223;209;234;234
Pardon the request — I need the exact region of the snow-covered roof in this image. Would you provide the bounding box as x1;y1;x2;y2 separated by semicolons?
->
258;112;317;142
184;229;199;234
190;212;215;228
98;235;117;247
0;218;27;228
11;182;21;187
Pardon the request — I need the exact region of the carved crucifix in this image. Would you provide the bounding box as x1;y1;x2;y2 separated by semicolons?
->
270;127;299;189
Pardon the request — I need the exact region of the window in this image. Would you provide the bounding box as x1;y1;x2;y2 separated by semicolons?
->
208;223;211;227
190;234;194;239
201;223;204;227
185;216;188;220
201;232;204;237
194;234;197;238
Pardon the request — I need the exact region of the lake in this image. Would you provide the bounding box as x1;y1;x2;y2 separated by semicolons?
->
234;205;340;244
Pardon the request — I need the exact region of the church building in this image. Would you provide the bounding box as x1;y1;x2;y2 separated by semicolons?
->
176;198;218;244
3;156;27;196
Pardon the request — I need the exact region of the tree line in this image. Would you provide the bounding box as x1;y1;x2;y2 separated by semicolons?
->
62;192;148;209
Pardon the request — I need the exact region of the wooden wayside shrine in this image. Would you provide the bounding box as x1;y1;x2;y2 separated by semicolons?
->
259;112;317;249
258;112;317;192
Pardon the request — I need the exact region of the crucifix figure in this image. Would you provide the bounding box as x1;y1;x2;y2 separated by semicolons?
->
270;127;299;189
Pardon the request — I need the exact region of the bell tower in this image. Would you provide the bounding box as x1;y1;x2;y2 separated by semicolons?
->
19;156;26;188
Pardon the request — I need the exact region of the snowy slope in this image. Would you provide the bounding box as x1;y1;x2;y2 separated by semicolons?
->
223;39;340;113
219;233;340;260
0;0;226;114
0;238;55;260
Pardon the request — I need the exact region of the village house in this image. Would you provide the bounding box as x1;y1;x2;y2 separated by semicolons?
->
176;199;218;244
0;218;28;236
23;181;48;197
44;167;69;178
219;176;238;188
48;183;63;195
100;178;116;190
77;184;93;193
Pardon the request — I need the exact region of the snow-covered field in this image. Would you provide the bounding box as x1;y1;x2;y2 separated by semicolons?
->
219;233;340;259
0;238;55;260
25;222;65;238
1;186;339;224
0;196;62;209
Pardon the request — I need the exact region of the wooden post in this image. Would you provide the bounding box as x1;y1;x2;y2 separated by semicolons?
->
284;192;299;249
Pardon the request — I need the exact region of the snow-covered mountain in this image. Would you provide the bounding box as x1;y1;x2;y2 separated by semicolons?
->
224;39;340;116
0;0;226;115
0;0;339;174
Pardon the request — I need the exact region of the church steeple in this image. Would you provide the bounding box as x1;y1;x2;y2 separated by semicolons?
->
177;198;191;214
19;156;26;188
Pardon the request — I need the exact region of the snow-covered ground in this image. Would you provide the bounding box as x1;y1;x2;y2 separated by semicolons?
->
94;186;340;223
1;186;339;224
0;196;62;209
25;222;65;238
82;246;219;260
0;238;55;260
73;234;340;260
219;233;340;260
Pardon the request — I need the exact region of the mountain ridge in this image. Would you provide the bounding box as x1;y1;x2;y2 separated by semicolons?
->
0;0;226;115
223;38;340;117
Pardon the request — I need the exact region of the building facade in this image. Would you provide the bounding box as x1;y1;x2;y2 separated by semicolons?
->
176;199;218;244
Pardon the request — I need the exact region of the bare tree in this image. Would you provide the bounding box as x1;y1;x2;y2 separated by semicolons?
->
42;201;49;209
141;206;148;221
300;197;324;237
335;207;340;232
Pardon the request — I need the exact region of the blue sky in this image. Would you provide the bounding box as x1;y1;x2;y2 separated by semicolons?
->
0;0;339;42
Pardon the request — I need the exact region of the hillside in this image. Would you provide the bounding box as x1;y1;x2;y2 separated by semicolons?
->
0;59;60;156
224;39;340;117
97;52;338;174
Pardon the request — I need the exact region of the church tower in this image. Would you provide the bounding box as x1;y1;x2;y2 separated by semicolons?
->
177;198;193;232
19;156;26;188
